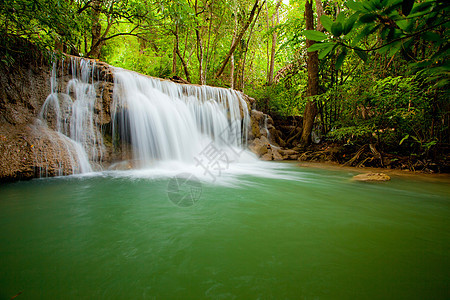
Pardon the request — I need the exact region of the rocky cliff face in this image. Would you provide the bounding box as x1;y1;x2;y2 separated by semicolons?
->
0;52;115;181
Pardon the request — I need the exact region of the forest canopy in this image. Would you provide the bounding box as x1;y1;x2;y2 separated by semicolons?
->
0;0;449;169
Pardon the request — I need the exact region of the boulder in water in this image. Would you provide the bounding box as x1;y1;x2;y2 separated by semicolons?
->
353;173;391;182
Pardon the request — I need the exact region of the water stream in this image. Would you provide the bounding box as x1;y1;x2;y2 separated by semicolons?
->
0;163;448;299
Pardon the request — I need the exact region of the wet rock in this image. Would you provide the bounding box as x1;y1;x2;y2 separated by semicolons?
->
353;173;391;182
261;152;273;161
0;123;81;181
272;149;283;161
248;136;270;157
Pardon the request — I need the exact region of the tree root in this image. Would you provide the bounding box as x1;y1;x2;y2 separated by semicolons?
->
344;144;368;166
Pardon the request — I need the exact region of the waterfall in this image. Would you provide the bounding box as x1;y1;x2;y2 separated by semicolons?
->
39;57;103;174
111;68;250;167
38;57;250;176
263;114;271;142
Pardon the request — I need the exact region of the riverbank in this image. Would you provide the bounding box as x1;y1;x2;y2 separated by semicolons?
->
296;160;450;183
291;141;450;174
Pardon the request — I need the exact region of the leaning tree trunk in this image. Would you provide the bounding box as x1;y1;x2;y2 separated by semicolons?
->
196;29;205;85
239;0;265;91
174;27;191;83
267;0;282;86
215;0;259;79
300;0;319;146
230;13;238;89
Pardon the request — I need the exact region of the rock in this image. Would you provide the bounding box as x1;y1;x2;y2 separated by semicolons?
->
248;136;271;157
261;152;273;161
352;173;391;182
280;149;298;156
272;149;283;161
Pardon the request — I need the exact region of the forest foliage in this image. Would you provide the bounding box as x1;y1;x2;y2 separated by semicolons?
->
0;0;448;165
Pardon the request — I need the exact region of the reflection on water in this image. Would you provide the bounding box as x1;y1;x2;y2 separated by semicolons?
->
0;163;449;299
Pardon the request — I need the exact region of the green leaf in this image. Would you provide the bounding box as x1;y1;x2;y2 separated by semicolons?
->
387;40;403;56
422;31;442;42
346;0;364;11
354;49;368;62
411;1;433;14
318;43;336;59
383;0;402;7
320;15;333;33
402;0;414;16
343;12;359;35
352;23;380;45
331;22;343;37
303;30;327;41
337;12;346;24
335;48;348;70
360;13;378;23
434;78;449;88
307;42;329;52
399;134;409;145
373;0;383;10
396;19;414;32
362;1;378;12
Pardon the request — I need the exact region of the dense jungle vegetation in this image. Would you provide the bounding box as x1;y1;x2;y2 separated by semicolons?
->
1;0;449;171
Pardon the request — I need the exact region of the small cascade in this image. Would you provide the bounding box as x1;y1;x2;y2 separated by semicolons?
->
263;114;271;142
39;57;105;174
111;68;250;167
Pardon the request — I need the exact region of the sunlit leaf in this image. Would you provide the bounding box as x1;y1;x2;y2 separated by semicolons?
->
318;43;336;59
346;0;364;11
320;15;333;33
307;43;325;52
337;12;346;24
303;30;327;41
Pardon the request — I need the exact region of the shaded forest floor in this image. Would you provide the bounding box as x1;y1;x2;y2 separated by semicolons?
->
295;142;450;174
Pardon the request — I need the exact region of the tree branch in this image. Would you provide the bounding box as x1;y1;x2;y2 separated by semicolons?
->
341;19;450;52
214;0;260;78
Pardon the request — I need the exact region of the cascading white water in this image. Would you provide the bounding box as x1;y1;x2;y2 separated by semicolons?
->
263;114;271;142
39;57;105;174
111;68;250;167
38;57;252;176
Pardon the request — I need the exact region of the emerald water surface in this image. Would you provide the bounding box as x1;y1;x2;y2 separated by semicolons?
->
1;163;449;299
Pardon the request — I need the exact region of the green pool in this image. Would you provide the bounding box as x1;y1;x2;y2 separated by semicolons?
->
1;163;449;299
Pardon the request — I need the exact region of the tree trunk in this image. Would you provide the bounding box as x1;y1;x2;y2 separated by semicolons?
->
88;0;102;58
265;1;270;83
196;29;205;85
174;27;191;83
230;12;238;89
194;0;205;85
87;0;115;59
204;0;215;83
300;0;319;146
268;0;282;86
315;0;325;32
239;0;265;91
215;0;259;79
172;37;177;75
